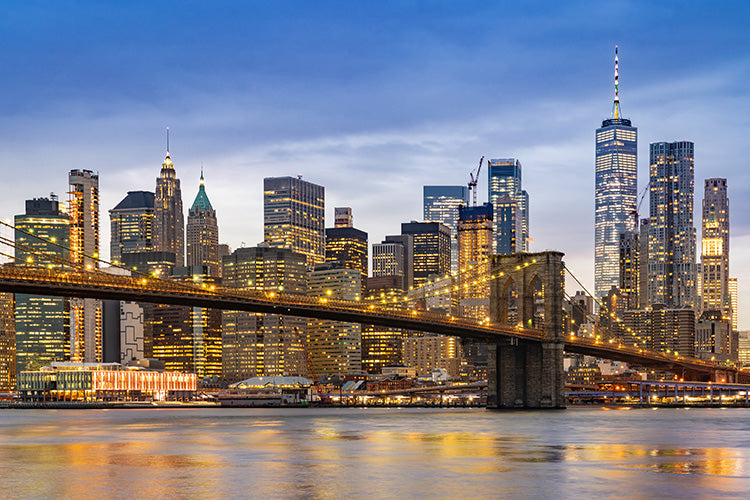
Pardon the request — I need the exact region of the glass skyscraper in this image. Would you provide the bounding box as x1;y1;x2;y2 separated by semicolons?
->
700;178;730;317
423;186;468;274
487;159;528;254
594;48;637;300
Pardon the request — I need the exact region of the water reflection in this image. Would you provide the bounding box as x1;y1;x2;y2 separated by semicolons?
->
0;408;748;499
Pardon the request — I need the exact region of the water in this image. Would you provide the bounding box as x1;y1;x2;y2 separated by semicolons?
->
0;407;749;499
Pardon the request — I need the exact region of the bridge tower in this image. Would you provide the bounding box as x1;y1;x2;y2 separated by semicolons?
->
487;251;566;409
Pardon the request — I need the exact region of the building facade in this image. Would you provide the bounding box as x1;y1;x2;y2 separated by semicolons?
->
622;306;695;357
488;158;529;254
264;176;325;268
400;222;450;287
0;291;15;390
109;191;155;265
154;150;185;267
186;173;220;277
221;246;308;381
457;203;493;321
14;197;71;373
69;169;103;364
700;178;730;318
325;224;368;289
648;141;697;308
423;185;468;274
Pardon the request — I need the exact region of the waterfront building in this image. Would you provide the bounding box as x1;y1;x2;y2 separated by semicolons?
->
109;191;154;265
487;158;529;254
400;221;450;287
595;48;638;300
307;262;362;378
17;362;196;402
221;246;308;381
423;186;469;273
738;331;750;366
151;266;222;379
362;279;408;374
69;169;103;363
402;335;462;378
186;172;220;276
695;311;735;362
622;306;695;356
154;148;185;268
14;196;70;373
264;176;325;268
648;141;697;308
0;290;15;390
325;208;367;289
700;178;730;319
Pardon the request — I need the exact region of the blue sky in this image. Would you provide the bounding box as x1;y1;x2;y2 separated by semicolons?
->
2;1;750;326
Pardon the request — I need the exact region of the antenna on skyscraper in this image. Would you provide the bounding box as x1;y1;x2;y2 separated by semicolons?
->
166;126;170;155
613;46;620;120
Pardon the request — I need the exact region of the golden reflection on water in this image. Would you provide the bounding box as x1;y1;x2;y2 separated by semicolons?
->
0;408;748;499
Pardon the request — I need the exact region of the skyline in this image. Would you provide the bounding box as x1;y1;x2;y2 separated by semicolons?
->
2;2;750;327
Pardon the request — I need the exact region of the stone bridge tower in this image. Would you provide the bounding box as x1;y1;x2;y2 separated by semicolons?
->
487;251;566;409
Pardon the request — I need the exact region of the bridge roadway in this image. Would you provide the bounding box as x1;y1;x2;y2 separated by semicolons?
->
0;266;743;380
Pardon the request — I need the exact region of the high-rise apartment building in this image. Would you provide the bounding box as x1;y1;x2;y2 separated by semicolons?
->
700;178;730;318
221;246;308;381
622;306;694;356
69;170;103;363
401;222;450;287
0;290;15;390
14;197;70;372
109;191;155;265
729;277;738;331
488;159;529;254
595;47;638;300
264;176;325;268
307;262;362;378
402;335;462;377
457;203;493;320
648;141;697;308
154;149;185;267
186;172;220;276
372;234;414;290
423;186;468;274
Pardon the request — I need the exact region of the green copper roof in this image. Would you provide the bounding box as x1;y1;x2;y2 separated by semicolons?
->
190;172;214;212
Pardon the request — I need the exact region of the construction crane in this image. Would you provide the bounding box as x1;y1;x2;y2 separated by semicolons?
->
468;156;484;207
629;182;650;231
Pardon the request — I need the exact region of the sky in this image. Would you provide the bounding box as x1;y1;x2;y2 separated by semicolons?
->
1;1;750;327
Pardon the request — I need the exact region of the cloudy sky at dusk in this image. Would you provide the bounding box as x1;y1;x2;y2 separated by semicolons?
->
2;1;750;326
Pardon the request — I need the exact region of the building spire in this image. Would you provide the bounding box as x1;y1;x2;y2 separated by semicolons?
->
166;126;170;157
613;46;621;119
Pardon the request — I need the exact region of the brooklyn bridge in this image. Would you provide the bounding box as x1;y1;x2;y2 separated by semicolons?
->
1;249;747;408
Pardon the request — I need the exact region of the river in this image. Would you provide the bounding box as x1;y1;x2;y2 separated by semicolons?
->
0;407;748;499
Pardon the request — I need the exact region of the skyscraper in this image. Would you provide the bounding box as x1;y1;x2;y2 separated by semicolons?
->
700;178;730;318
69;169;103;363
488;159;529;254
401;221;451;287
264;176;325;268
595;47;638;300
648;141;697;308
619;231;639;310
457;203;493;320
423;186;468;273
14;197;70;372
154;146;185;268
0;289;15;390
307;262;362;378
325;208;367;290
109;191;155;265
186;172;220;276
221;246;308;381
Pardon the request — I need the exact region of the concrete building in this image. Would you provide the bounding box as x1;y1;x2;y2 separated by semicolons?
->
423;185;468;273
362;279;408;374
695;310;735;362
221;246;308;381
401;221;450;287
14;196;70;373
372;234;413;290
186;172;220;276
109;191;154;265
0;290;15;390
264;176;325;268
154;149;185;267
307;262;362;378
69;169;103;364
402;335;462;378
622;306;695;356
619;231;639;310
325;210;367;290
648;141;697;308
